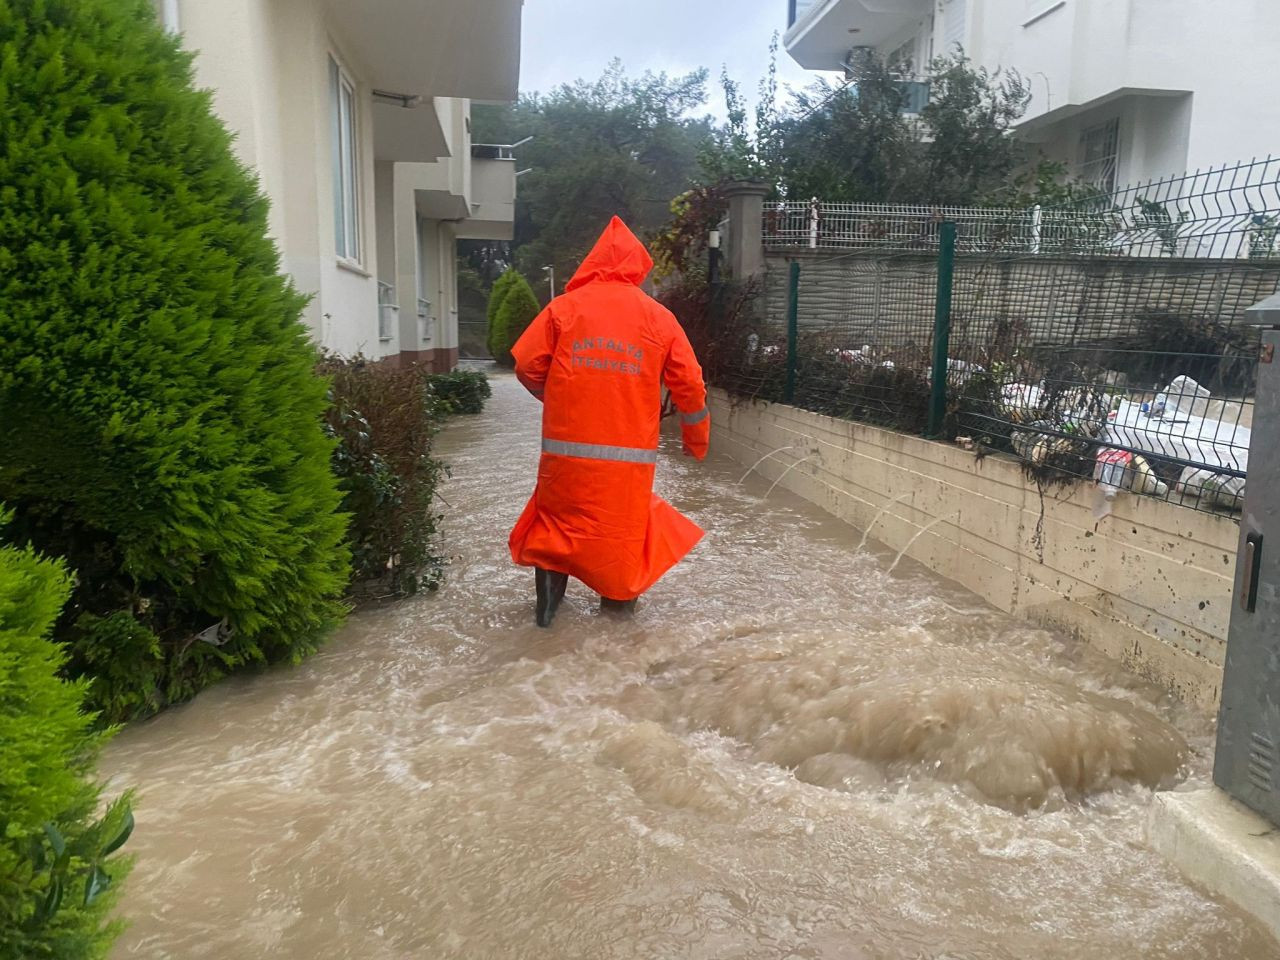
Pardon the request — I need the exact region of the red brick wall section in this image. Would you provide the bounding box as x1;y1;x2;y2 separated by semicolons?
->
395;348;458;372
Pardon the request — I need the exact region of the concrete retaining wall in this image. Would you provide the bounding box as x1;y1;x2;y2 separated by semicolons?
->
711;389;1241;709
762;250;1280;352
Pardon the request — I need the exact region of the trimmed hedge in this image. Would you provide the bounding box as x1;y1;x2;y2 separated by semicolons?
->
428;370;491;415
0;0;349;723
0;514;133;960
491;274;541;368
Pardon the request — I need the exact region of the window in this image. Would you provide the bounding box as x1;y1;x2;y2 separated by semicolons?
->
889;38;916;76
788;0;819;28
330;56;360;262
943;0;967;52
1080;117;1121;194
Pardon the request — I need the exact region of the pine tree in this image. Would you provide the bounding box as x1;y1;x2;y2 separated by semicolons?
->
0;0;350;719
0;512;133;959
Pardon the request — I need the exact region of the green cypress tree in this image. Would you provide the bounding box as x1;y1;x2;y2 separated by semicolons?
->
494;274;541;368
485;268;521;359
0;0;350;719
0;512;133;959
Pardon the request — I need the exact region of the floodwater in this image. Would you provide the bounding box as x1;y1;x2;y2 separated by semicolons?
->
102;372;1275;959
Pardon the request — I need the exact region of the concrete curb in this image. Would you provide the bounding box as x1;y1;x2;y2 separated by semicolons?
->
1147;788;1280;943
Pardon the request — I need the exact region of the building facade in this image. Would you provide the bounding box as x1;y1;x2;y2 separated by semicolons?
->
785;0;1280;189
156;0;521;370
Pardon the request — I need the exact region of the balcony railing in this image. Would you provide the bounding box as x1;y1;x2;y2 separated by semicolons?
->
471;137;531;161
377;281;398;341
417;298;433;343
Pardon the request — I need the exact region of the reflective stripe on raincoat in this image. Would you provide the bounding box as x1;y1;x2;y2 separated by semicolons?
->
508;216;710;601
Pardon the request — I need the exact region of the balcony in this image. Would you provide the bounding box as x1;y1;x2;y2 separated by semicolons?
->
324;0;521;103
784;0;930;72
787;0;823;29
373;96;452;164
457;150;516;241
410;157;469;222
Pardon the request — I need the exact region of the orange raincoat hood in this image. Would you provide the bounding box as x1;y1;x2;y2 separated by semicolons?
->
565;216;654;292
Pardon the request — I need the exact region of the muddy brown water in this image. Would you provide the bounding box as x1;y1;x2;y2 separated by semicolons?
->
102;372;1276;959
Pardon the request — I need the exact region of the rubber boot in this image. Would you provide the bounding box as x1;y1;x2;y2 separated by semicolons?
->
599;596;637;617
535;568;568;628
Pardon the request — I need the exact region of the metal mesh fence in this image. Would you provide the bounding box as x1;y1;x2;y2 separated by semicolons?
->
946;255;1265;514
1055;157;1280;259
713;252;943;434
708;160;1279;517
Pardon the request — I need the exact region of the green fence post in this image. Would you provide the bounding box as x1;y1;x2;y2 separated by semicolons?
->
927;222;957;438
785;259;800;404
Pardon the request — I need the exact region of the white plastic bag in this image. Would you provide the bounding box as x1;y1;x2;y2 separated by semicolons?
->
1178;467;1246;511
1154;376;1211;419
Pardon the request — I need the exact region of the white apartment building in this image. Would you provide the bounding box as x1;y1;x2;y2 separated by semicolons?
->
155;0;521;370
785;0;1280;191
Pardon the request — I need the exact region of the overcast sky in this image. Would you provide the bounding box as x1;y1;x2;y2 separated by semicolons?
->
518;0;835;118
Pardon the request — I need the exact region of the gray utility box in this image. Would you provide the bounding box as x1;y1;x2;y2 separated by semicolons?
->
1213;293;1280;827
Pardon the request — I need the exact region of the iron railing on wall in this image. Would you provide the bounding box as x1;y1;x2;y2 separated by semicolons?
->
764;158;1280;260
763;201;1114;255
719;160;1280;516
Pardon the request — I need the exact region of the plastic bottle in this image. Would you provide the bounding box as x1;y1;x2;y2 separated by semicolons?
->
1092;448;1131;520
1094;448;1133;500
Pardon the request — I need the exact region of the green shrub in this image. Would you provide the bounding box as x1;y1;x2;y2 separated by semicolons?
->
0;0;350;723
428;371;491;415
492;275;541;368
0;515;133;960
485;268;522;359
321;358;447;598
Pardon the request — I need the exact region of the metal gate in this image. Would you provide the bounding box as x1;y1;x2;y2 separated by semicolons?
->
1213;293;1280;827
458;318;491;360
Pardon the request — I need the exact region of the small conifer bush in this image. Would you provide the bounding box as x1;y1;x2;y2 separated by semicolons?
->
485;268;522;360
492;275;541;368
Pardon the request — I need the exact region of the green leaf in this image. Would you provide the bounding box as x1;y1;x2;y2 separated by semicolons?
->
84;864;112;906
102;809;135;856
43;823;66;859
37;876;64;925
28;835;47;872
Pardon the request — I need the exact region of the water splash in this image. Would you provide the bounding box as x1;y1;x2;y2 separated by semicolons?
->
763;457;812;500
855;494;909;553
736;445;796;485
886;515;949;576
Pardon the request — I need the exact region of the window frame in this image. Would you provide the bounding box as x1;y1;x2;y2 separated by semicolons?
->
330;54;361;265
889;37;917;77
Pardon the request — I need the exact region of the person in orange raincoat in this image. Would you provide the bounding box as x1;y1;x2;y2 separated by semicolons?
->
508;216;711;627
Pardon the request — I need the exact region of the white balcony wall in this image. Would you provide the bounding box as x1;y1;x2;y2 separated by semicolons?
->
160;0;519;366
786;0;1280;185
